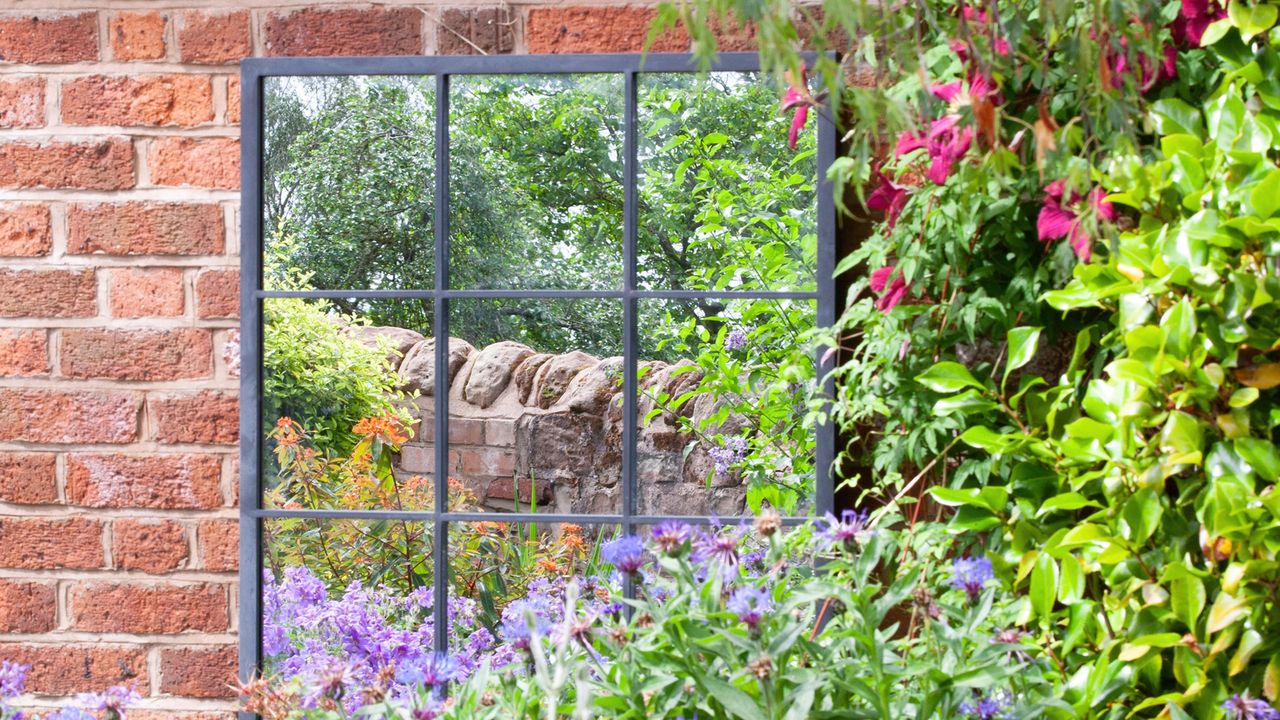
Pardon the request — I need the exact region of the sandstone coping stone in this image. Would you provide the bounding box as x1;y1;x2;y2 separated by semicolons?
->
349;325;424;367
462;341;534;408
399;337;474;395
530;350;597;409
513;352;553;405
558;356;623;415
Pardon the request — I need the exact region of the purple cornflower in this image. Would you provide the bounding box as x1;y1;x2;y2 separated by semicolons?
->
818;509;868;550
707;436;748;477
602;535;645;574
726;587;773;630
650;521;694;556
723;328;750;351
76;685;140;720
958;691;1010;719
949;556;994;601
694;527;741;577
1223;694;1280;720
0;661;27;699
399;653;461;693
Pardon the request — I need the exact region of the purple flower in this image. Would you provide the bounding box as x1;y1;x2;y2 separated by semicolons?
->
819;509;868;550
650;521;694;556
708;437;748;477
602;535;645;574
0;661;27;699
76;685;140;720
1223;694;1280;720
958;697;1006;719
398;653;461;693
726;587;773;630
694;527;741;578
949;556;994;601
723;328;749;352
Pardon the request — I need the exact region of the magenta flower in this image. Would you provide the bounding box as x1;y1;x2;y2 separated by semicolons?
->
897;115;973;185
1037;181;1117;263
958;6;1011;56
780;66;813;151
1172;0;1226;46
866;169;909;229
870;265;909;313
1107;35;1176;92
930;71;997;105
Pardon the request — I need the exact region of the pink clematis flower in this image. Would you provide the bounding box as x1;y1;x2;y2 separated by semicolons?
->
1172;0;1226;46
896;115;974;185
780;66;814;151
1037;181;1117;263
1107;35;1177;92
866;168;909;229
957;7;1011;57
870;265;909;312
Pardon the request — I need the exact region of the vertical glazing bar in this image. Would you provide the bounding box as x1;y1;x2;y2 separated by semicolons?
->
814;74;838;517
621;69;638;597
237;63;264;716
432;72;451;655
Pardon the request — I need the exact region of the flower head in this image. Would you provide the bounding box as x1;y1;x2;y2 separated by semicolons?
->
1037;181;1116;263
958;692;1009;719
1223;694;1280;720
1172;0;1226;46
723;328;750;352
779;65;813;151
727;586;773;630
0;661;27;699
866;169;909;230
819;509;869;550
694;527;742;578
869;266;909;313
602;535;645;574
650;521;694;556
77;685;140;720
707;436;748;477
949;556;995;601
897;115;973;185
399;653;461;693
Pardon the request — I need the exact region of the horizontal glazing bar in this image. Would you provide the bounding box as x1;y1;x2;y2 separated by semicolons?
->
258;289;820;300
249;508;814;524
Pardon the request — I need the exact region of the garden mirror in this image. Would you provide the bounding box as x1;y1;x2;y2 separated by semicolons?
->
240;54;835;688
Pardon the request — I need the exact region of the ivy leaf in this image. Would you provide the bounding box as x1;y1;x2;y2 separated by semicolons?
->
916;361;985;393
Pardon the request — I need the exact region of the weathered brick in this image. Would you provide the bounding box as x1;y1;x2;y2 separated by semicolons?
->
0;453;57;504
0;328;48;376
439;8;515;55
148;137;238;189
227;76;240;125
449;417;485;446
0;581;55;633
177;11;250;64
0;517;104;569
66;453;223;510
195;268;238;319
109;268;185;318
0;269;96;318
0;389;139;444
0;202;51;256
526;7;689;53
197;520;237;572
68;202;223;256
158;646;236;698
264;7;421;56
0;645;146;694
113;519;188;573
0;13;98;64
0;77;44;128
109;11;166;61
461;447;515;478
485;418;516;447
60;328;212;381
0;138;133;190
149;391;238;445
70;582;228;634
62;75;213;127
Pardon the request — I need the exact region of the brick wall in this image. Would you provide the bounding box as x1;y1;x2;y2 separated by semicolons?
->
0;1;773;716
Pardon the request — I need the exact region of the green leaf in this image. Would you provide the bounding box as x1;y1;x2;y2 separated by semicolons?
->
1236;438;1280;481
1004;327;1043;381
1037;492;1102;516
1121;489;1162;545
1231;629;1265;675
1162;299;1198;360
1251;169;1280;217
930;486;1008;512
1200;17;1234;45
916;361;985;393
1170;574;1206;632
694;672;766;720
1230;387;1260;408
1150;98;1204;137
1030;553;1059;620
933;389;999;416
1058;554;1085;604
1228;0;1278;40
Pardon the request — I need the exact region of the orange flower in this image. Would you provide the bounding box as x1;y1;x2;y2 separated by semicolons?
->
474;521;506;536
352;414;409;445
560;533;587;553
274;417;301;447
561;523;583;536
538;558;562;574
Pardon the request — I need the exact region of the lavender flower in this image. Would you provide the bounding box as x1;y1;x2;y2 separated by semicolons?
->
707;436;748;477
398;653;461;693
726;587;772;630
1223;694;1280;720
650;521;694;556
723;328;750;351
602;535;645;574
818;509;868;550
949;556;994;601
76;685;140;720
0;661;27;699
958;691;1010;719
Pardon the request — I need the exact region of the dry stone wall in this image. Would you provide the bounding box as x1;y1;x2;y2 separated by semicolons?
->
350;327;748;517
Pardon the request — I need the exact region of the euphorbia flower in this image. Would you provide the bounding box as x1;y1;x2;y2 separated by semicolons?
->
779;66;813;150
869;265;909;312
896;115;974;185
1037;180;1116;263
866;168;909;229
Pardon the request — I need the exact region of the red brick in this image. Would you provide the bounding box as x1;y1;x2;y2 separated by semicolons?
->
705;13;756;51
526;7;689;53
0;77;43;128
113;519;188;573
227;77;239;124
198;520;237;572
195;267;238;319
461;447;515;478
68;202;223;256
60;328;212;381
0;389;139;444
70;583;228;634
177;11;250;64
0;517;103;569
110;268;185;318
0;453;57;504
0;581;55;633
148;137;238;189
150;391;238;445
0;202;51;256
0;137;133;190
0;13;98;64
439;8;515;55
0;645;146;694
449;417;485;445
110;11;166;61
0;328;47;376
63;75;213;127
159;646;236;698
264;7;421;56
0;268;96;318
66;453;223;510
